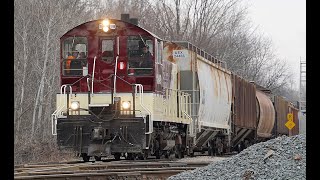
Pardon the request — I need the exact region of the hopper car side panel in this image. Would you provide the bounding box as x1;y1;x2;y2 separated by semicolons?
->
274;96;289;135
230;74;257;150
232;74;257;129
196;58;232;129
256;90;275;138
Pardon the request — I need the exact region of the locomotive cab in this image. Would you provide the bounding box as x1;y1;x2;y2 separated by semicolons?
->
53;18;186;161
60;21;156;93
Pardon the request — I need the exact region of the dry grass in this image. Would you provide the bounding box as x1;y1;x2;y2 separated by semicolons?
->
14;138;77;166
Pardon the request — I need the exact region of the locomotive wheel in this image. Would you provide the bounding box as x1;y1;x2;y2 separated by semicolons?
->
82;153;90;162
125;153;134;160
142;151;149;160
208;147;213;156
175;151;184;158
187;148;194;157
94;156;101;161
155;150;161;159
165;151;170;158
175;145;183;159
114;153;121;160
137;153;146;160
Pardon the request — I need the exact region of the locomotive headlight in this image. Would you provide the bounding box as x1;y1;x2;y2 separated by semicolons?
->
102;26;109;32
99;19;115;32
102;19;110;26
99;19;111;32
122;101;131;110
70;101;80;111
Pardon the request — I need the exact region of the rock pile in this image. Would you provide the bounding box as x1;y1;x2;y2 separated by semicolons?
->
169;134;306;180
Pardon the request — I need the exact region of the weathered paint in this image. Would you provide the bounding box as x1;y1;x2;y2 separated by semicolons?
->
160;60;174;90
163;42;193;71
232;74;256;129
256;90;275;138
273;96;300;136
170;63;178;90
153;89;192;124
164;41;232;131
274;95;289;135
196;57;232;129
290;105;300;135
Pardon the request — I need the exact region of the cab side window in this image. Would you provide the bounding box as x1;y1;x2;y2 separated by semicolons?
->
62;37;88;76
127;36;154;76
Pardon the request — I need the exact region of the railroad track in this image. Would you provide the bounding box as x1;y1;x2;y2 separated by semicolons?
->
15;160;211;179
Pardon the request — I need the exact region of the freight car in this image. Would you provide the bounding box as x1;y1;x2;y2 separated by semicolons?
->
51;14;299;161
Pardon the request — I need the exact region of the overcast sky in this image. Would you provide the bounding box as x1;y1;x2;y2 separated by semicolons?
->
244;0;306;90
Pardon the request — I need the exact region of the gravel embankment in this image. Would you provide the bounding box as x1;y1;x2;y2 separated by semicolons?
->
169;134;306;180
176;156;230;163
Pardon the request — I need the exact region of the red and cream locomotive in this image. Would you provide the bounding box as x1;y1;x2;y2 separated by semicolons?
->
52;14;299;161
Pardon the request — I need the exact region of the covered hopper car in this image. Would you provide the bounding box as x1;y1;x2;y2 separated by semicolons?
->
52;14;299;161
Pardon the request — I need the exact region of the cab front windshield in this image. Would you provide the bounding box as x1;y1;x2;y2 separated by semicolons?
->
62;37;88;76
127;36;153;76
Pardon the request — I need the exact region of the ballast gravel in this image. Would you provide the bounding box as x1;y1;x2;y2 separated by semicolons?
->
169;134;306;180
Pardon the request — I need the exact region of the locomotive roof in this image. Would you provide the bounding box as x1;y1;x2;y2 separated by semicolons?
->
61;18;162;40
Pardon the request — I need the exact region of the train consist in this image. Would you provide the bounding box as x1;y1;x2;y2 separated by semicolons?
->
52;14;299;161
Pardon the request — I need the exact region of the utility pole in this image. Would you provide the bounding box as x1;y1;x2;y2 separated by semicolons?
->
299;57;306;134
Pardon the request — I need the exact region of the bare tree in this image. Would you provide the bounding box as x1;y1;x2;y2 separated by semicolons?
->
14;0;99;164
14;0;32;142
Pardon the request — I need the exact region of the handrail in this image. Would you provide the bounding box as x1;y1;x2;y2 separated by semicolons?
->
51;105;65;135
87;77;90;91
51;108;59;135
91;56;97;95
135;84;152;134
113;74;134;86
60;84;72;95
70;74;91;86
113;56;119;103
117;37;119;55
128;67;153;70
183;111;194;135
51;114;57;135
53;84;73;136
60;85;72;112
172;41;228;69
